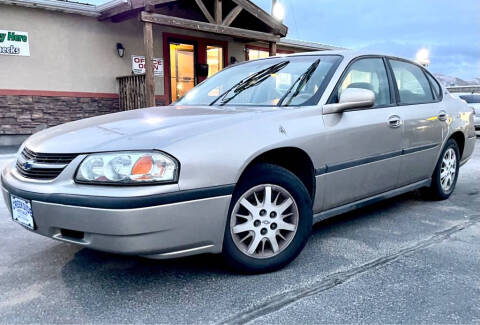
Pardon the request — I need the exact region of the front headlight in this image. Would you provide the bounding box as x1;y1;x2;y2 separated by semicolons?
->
75;151;179;185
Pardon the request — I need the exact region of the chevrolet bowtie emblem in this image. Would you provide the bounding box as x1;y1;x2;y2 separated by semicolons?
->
22;160;34;170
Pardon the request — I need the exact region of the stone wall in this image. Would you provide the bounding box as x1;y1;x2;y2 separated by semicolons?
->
0;95;120;135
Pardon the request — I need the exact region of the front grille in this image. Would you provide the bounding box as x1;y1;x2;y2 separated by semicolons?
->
21;147;77;164
16;148;78;180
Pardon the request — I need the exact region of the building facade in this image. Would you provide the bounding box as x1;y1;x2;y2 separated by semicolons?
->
0;0;340;145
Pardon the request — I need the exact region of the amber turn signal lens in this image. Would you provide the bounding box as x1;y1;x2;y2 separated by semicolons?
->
131;156;153;175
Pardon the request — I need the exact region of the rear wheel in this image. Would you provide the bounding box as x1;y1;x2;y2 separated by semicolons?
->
422;139;460;200
223;164;312;273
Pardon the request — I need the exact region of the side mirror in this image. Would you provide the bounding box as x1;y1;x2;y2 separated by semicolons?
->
323;88;375;114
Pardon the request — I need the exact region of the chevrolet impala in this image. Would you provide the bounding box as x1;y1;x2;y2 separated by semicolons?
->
1;51;476;272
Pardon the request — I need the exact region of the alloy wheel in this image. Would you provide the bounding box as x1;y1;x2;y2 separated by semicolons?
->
230;184;299;259
440;148;457;192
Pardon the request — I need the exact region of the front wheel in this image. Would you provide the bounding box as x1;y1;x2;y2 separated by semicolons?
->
222;164;312;273
422;138;460;200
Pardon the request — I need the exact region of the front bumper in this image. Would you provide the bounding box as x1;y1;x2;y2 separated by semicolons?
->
1;162;233;258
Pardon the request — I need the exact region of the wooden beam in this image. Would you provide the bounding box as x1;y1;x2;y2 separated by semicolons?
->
231;0;287;36
194;0;215;24
222;5;242;26
98;1;131;21
143;21;156;107
269;41;277;56
214;0;222;25
145;0;155;12
99;0;176;21
149;0;177;5
141;11;280;42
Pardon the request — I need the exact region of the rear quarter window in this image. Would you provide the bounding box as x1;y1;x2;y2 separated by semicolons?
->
389;59;434;104
425;73;442;100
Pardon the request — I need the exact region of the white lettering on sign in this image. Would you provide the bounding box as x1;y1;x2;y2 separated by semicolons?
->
132;55;164;76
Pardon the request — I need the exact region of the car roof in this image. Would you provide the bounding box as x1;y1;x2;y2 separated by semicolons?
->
228;50;434;82
283;49;367;58
270;50;421;66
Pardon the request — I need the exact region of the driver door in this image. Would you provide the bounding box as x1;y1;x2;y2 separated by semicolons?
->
321;57;403;210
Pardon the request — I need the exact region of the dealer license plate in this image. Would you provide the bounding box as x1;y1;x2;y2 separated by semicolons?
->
10;195;35;230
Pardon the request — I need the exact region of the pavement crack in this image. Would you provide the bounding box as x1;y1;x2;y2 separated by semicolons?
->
219;215;480;325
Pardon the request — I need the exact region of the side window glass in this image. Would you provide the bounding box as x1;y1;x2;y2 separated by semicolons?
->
389;60;434;104
336;58;390;107
426;72;441;99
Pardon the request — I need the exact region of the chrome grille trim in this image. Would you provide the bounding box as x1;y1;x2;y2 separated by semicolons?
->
16;148;78;180
17;155;67;169
21;147;77;164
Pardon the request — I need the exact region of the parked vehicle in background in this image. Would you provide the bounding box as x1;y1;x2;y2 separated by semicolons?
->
1;51;476;273
451;93;480;133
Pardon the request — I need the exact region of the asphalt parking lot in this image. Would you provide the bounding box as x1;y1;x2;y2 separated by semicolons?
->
0;140;479;324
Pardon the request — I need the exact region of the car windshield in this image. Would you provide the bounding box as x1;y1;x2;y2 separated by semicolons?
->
459;94;480;103
174;55;341;107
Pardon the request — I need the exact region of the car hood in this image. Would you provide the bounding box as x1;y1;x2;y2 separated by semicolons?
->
25;105;271;153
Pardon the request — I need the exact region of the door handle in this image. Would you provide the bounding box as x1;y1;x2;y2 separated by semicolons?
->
388;115;402;128
438;110;448;121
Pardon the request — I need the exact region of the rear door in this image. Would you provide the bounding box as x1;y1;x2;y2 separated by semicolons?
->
321;56;403;210
387;59;446;186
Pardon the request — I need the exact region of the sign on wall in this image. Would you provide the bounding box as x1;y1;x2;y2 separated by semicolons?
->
132;55;164;76
0;30;30;56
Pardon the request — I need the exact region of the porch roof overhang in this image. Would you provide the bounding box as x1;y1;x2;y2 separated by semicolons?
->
101;0;288;108
140;11;280;42
99;0;287;42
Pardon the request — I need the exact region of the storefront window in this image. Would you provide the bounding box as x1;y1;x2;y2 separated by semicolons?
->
246;47;293;61
247;48;270;61
207;46;223;77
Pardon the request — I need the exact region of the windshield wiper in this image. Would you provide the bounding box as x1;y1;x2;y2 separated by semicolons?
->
278;59;321;106
210;60;290;106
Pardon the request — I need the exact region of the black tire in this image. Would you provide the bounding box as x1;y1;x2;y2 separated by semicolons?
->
422;138;460;200
222;163;312;273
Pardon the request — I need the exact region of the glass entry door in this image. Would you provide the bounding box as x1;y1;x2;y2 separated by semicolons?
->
169;42;195;101
167;38;226;102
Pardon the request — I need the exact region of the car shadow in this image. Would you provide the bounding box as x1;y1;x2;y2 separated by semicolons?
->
62;247;229;277
60;189;422;276
56;189;425;320
312;190;421;234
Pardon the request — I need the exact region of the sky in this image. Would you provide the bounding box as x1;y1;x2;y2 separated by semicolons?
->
83;0;479;80
254;0;480;80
